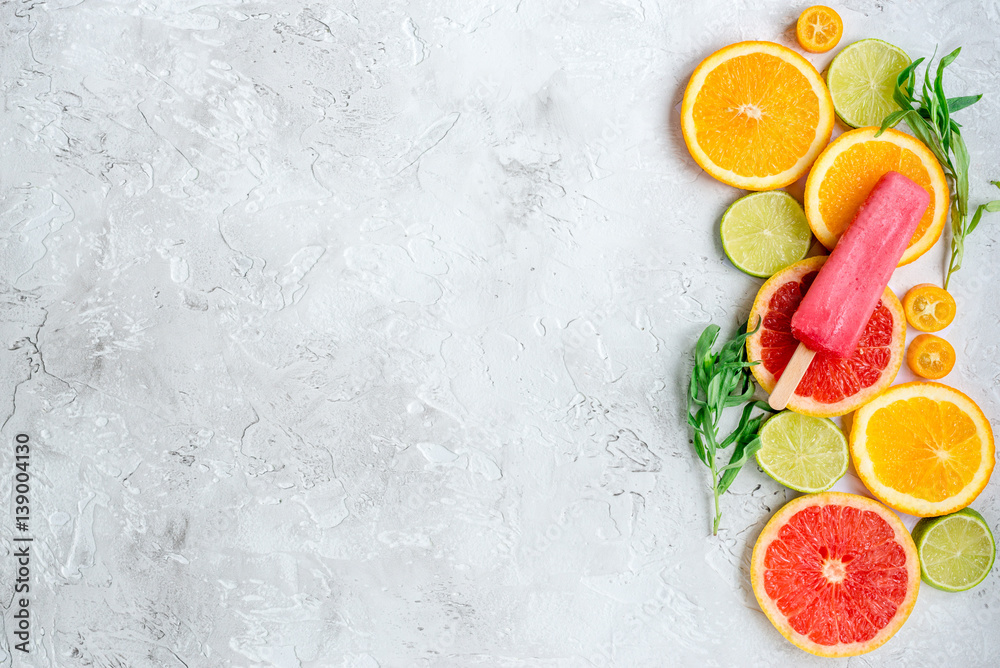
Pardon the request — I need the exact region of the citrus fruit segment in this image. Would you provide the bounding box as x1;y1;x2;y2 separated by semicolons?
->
850;382;996;517
751;492;920;657
720;191;812;277
903;283;956;332
911;507;996;592
827;39;911;128
906;333;956;380
756;411;848;492
804;127;949;265
796;6;843;54
681;41;835;190
747;256;906;417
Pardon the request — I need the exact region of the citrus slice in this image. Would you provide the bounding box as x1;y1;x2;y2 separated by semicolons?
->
756;411;848;493
903;283;956;332
827;39;911;128
911;507;996;592
850;381;996;517
796;6;843;54
746;256;906;417
751;492;920;657
906;333;956;380
804;127;949;265
681;41;835;190
720;191;812;277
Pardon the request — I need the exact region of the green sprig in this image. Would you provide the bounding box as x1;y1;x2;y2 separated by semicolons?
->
877;47;1000;289
687;321;774;535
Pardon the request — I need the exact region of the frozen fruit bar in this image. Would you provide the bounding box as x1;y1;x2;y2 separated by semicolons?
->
791;171;930;357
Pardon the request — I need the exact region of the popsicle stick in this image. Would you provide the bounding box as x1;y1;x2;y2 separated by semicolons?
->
768;343;817;411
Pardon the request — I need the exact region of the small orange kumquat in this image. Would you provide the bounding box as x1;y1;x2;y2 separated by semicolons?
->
796;6;844;54
907;334;956;380
903;283;956;332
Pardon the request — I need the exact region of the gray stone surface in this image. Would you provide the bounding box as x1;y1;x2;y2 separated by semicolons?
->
1;1;999;666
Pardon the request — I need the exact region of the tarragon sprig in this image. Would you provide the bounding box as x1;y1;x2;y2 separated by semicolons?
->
877;48;1000;289
687;322;774;536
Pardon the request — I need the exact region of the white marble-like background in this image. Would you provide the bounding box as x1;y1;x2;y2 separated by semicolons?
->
2;0;1000;666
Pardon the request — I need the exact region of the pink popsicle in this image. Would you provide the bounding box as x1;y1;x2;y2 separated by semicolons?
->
792;171;929;357
768;171;930;411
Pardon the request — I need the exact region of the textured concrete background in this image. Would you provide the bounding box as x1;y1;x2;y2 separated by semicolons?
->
2;0;1000;666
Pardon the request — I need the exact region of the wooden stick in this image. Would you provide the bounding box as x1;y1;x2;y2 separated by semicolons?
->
768;342;817;411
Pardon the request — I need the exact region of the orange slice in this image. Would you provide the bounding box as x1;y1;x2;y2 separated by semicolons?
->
681;41;835;190
796;6;844;54
804;127;949;265
903;283;956;332
906;334;956;380
850;382;995;517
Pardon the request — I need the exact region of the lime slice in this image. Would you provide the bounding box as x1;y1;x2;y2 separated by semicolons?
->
756;411;848;493
911;508;996;592
827;39;911;128
720;191;811;278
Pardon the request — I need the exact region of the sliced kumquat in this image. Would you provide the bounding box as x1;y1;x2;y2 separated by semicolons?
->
907;334;956;380
903;283;956;332
796;6;844;54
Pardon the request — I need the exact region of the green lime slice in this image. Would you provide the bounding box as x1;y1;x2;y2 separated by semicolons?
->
827;38;911;128
911;508;996;592
719;191;811;278
755;411;848;493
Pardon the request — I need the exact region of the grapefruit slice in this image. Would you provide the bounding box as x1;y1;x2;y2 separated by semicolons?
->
746;256;905;417
751;492;920;657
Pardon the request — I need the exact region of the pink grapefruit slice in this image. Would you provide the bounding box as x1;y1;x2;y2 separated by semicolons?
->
746;256;905;416
751;492;920;657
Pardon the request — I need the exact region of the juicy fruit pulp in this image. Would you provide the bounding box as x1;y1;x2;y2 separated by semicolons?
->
912;508;997;592
720;191;812;277
796;6;843;53
747;257;905;417
851;382;996;517
827;39;911;128
903;283;956;332
907;333;956;379
804;127;949;266
681;42;835;190
752;493;920;657
756;412;848;493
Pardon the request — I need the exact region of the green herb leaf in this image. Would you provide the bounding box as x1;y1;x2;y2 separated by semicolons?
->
876;109;908;136
687;324;774;535
947;95;982;113
882;47;996;289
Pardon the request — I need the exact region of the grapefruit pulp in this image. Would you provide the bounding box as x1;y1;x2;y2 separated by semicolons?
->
751;492;920;657
746;256;906;417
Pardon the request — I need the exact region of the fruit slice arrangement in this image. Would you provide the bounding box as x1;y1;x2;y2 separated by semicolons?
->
681;5;999;659
751;492;920;657
746;257;906;417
